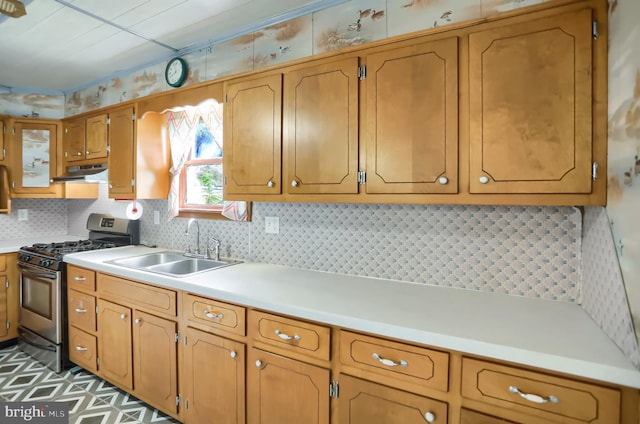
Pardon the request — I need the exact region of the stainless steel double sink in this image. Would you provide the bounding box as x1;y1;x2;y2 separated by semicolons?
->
107;252;239;277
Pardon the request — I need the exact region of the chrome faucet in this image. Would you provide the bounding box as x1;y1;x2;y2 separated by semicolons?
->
185;218;200;256
206;235;221;261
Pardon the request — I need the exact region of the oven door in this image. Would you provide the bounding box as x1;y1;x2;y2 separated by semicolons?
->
19;263;62;344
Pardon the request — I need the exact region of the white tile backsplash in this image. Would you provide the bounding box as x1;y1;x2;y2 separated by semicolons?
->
3;190;637;368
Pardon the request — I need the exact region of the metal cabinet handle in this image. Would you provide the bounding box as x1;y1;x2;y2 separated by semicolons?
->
291;180;298;187
75;308;87;313
135;318;142;325
424;412;435;423
372;353;407;367
438;176;448;185
120;313;126;320
509;386;559;404
274;329;300;341
267;180;274;188
74;276;86;281
255;360;262;367
75;345;88;351
77;152;82;156
479;175;490;184
230;350;237;359
204;310;224;320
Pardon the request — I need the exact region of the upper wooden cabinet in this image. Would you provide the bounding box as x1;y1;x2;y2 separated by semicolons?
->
222;0;605;206
8;118;59;197
62;114;108;165
364;37;458;194
62;118;86;163
468;8;593;194
85;114;108;160
106;106;135;197
284;57;359;194
107;105;170;199
223;74;282;196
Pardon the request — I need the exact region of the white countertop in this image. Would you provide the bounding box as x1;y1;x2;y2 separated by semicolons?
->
64;245;640;389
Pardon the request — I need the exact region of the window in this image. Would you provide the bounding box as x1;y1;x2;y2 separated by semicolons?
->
166;100;224;217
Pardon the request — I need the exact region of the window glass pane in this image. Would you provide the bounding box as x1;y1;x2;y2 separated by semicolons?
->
192;117;222;160
22;129;51;188
185;163;223;206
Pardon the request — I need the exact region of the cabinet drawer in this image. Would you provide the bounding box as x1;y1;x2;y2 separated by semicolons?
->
97;273;177;317
67;265;96;292
340;331;449;392
461;358;621;424
185;294;245;336
68;289;96;332
250;310;330;361
68;327;98;373
460;409;516;424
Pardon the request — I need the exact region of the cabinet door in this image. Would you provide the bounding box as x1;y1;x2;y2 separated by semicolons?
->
63;118;86;163
365;37;458;194
284;58;359;194
469;8;593;194
0;275;7;339
183;327;245;424
85;114;108;160
132;310;178;414
97;299;133;390
10;121;58;195
107;107;135;197
224;74;282;195
247;348;329;424
339;374;448;424
0;119;6;162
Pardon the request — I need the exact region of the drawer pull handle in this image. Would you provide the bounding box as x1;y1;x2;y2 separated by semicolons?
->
509;386;559;404
424;411;435;423
275;330;300;341
372;353;407;367
204;310;224;320
75;345;88;351
75;308;87;313
74;276;87;281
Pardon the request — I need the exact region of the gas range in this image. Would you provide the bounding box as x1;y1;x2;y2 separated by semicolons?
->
18;240;120;271
17;213;140;373
17;213;140;271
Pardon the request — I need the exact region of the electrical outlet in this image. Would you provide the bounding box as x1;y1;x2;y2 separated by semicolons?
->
265;216;279;234
18;209;28;221
153;210;160;225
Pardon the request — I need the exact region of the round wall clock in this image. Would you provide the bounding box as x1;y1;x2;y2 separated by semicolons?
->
165;57;187;87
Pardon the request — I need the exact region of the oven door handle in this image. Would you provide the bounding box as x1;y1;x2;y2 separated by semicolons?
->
20;267;58;281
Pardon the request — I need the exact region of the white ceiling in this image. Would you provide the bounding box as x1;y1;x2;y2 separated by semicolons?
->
0;0;344;93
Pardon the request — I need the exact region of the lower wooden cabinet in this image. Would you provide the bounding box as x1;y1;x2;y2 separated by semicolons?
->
339;374;448;424
97;298;133;390
0;253;17;342
461;357;621;424
183;327;245;424
66;268;638;424
247;348;330;424
132;310;178;415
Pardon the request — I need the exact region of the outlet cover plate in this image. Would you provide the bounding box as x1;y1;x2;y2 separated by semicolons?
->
265;216;279;234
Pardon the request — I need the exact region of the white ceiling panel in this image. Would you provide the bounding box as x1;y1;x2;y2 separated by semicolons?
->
0;0;344;92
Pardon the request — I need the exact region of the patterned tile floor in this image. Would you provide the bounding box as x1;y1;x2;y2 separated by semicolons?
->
0;345;181;424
